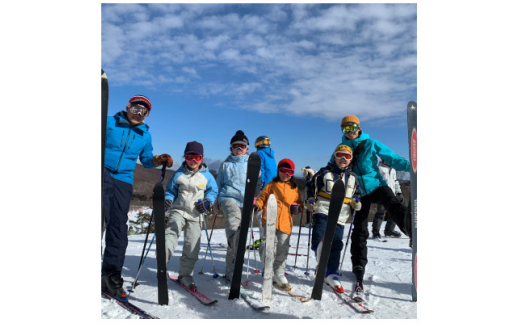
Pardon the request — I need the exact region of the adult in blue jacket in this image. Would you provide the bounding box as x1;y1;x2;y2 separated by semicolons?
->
334;115;411;297
102;95;173;300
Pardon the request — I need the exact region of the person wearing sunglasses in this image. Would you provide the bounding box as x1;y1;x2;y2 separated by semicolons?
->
102;95;173;301
163;141;218;291
334;115;411;298
306;144;362;294
254;159;304;291
216;130;262;281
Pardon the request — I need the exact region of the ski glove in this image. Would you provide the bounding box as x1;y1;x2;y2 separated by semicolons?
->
165;199;173;211
396;193;404;204
301;167;315;182
305;199;319;212
350;198;362;211
153;154;173;167
195;199;211;213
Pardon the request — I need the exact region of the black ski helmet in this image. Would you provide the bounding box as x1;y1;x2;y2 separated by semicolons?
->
255;136;271;148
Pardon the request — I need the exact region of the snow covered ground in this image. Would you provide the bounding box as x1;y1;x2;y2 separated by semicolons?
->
101;209;416;319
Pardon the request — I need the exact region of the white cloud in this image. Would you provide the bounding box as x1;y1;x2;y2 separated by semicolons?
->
102;3;416;123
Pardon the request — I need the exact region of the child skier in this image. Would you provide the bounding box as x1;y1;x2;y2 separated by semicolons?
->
255;135;277;189
163;141;218;290
306;144;362;293
255;158;303;291
335;115;411;297
216;130;261;281
254;135;277;238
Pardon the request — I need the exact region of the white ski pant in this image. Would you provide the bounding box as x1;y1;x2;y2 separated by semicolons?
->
259;229;291;277
164;211;202;277
220;199;242;277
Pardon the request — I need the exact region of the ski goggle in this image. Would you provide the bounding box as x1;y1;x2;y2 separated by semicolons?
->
231;143;248;151
342;123;359;134
334;151;353;161
185;154;203;162
129;104;149;117
278;167;294;176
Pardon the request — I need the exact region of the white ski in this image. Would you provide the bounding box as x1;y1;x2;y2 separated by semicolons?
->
262;194;278;303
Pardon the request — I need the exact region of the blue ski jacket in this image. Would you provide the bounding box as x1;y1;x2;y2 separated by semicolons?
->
104;111;156;185
216;154;262;207
165;163;218;221
331;132;409;197
257;147;277;189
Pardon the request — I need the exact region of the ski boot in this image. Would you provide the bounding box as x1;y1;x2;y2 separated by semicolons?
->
384;230;402;238
273;274;292;291
179;275;197;291
102;273;128;301
353;280;364;302
324;270;344;293
372;230;382;239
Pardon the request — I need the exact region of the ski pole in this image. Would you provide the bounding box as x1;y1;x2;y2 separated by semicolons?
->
339;211;356;276
293;206;304;268
131;164;167;291
304;209;312;276
198;210;218;275
198;209;218;278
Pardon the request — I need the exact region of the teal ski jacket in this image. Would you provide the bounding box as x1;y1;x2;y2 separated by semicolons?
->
104;111;156;185
331;132;409;197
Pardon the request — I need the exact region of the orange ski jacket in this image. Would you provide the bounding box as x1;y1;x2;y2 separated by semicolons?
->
256;180;303;235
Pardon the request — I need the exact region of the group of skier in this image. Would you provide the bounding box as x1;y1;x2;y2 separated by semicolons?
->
101;95;412;303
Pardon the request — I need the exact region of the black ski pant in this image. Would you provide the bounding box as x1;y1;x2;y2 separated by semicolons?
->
371;204;397;234
350;185;410;280
102;168;133;276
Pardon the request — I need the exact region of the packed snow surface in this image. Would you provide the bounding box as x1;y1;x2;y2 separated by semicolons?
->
101;209;416;319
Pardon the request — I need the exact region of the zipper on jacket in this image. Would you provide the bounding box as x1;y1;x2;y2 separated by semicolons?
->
115;130;133;173
127;134;135;150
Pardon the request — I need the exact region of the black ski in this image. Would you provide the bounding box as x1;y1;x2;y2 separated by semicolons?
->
153;164;168;305
101;69;109;248
407;101;418;302
229;152;261;300
102;291;159;319
311;180;345;300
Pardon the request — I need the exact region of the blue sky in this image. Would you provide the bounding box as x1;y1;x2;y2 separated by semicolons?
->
102;3;417;173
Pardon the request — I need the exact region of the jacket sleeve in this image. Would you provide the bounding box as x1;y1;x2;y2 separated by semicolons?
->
216;163;225;193
373;139;410;172
306;168;323;201
204;173;219;206
391;169;402;194
139;133;156;168
165;171;180;202
256;182;272;210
